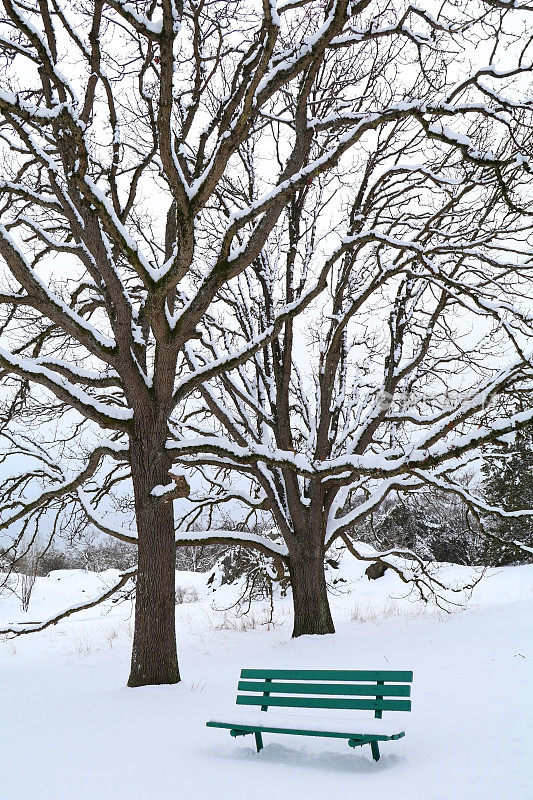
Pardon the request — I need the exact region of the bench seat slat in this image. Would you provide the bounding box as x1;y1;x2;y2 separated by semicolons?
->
206;710;406;739
236;695;411;712
240;669;413;682
237;680;411;697
206;721;404;741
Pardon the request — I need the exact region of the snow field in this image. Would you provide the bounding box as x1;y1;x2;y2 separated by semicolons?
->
0;561;532;800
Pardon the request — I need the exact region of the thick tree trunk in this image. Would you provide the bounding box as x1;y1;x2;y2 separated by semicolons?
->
288;549;335;637
127;431;180;687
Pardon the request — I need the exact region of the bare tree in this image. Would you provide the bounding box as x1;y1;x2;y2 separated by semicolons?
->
19;543;39;612
1;0;533;682
165;3;533;634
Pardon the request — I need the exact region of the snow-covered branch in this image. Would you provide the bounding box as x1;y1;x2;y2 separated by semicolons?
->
0;567;136;637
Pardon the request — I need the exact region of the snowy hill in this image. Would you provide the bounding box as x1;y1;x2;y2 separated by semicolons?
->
0;561;532;800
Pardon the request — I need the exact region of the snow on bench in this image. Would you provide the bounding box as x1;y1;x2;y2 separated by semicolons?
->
206;668;413;761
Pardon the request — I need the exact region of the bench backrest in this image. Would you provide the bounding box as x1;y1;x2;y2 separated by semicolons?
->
236;669;413;718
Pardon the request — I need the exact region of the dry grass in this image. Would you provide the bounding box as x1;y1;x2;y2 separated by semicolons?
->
350;597;431;623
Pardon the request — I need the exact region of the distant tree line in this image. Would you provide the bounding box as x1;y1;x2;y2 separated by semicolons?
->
5;430;532;587
1;539;223;577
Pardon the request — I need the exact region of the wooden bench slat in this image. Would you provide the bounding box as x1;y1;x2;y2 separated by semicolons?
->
236;695;411;712
239;669;413;682
237;680;411;697
206;720;406;742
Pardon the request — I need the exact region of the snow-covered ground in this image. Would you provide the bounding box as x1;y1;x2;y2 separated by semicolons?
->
1;560;532;800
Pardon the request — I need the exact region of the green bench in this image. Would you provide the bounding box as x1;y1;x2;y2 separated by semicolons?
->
206;668;413;762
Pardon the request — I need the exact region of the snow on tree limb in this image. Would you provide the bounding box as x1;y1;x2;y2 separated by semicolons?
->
339;534;485;610
174;529;288;559
0;567;137;637
0;443;129;538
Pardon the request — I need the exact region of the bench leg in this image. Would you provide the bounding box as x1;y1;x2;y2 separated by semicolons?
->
254;732;264;753
370;741;380;762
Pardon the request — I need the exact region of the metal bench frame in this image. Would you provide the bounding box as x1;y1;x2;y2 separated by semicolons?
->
206;668;413;762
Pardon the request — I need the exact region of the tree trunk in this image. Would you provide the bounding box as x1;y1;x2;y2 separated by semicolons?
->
127;431;180;687
288;549;335;637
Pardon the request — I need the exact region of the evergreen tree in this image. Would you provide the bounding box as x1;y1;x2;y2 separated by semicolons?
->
365;491;480;566
482;431;533;566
